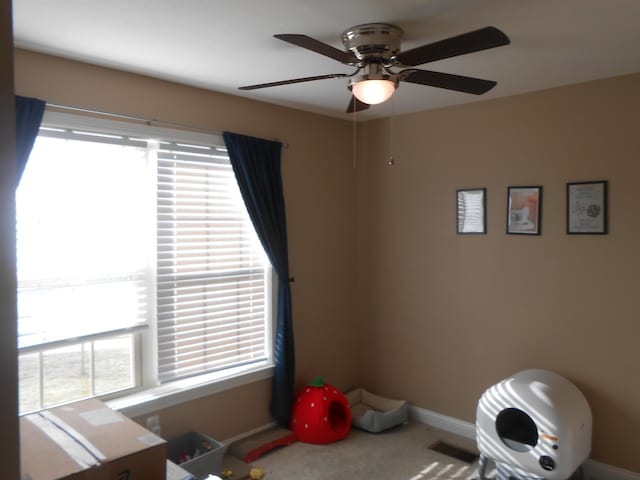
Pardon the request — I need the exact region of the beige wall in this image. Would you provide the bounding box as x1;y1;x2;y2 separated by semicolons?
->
13;49;359;441
13;47;640;472
1;0;19;478
356;73;640;471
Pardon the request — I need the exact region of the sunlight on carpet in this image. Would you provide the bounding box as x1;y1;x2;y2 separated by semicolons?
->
254;422;492;480
408;460;477;480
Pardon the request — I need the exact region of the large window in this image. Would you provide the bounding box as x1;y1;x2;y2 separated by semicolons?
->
16;113;272;414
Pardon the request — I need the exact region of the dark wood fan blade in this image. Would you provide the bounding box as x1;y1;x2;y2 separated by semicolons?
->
401;69;497;95
239;73;349;90
275;34;358;65
395;26;510;67
346;96;370;113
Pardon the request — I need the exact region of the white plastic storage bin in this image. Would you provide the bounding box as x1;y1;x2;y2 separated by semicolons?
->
167;432;224;480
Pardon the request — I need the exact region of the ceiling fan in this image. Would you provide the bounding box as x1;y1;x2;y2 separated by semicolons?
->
239;23;510;113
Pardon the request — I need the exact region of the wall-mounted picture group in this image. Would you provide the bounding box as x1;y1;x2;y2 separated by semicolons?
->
457;181;608;235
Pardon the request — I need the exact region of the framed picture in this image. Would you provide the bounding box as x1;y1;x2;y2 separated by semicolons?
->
567;180;608;234
457;188;486;234
507;186;542;235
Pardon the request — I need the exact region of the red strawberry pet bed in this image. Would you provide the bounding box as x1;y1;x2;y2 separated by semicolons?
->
290;376;352;444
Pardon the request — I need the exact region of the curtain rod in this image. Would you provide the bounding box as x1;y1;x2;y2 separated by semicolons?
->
46;102;289;149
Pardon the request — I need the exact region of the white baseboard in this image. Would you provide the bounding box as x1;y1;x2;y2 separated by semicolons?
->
408;404;476;439
221;421;277;447
584;459;640;480
408;404;640;480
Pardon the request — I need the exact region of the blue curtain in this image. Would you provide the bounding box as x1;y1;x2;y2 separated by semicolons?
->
223;131;294;427
15;95;46;184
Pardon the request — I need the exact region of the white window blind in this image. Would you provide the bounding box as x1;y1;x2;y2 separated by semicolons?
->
156;144;270;383
17;111;272;401
16;132;151;351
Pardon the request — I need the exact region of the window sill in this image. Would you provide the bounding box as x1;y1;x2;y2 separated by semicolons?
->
106;361;274;419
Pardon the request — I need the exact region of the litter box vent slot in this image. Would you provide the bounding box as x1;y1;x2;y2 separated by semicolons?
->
428;441;479;464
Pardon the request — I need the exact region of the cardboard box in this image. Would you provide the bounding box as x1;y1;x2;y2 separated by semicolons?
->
21;398;166;480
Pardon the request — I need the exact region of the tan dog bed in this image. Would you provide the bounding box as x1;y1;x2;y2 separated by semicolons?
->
345;388;408;433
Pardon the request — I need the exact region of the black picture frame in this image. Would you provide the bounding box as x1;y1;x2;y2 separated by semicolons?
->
567;180;608;234
506;186;542;235
456;188;487;234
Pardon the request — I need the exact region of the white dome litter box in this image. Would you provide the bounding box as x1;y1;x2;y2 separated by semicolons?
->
476;369;592;480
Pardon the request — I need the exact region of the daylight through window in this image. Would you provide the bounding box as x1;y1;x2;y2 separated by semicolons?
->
16;113;272;414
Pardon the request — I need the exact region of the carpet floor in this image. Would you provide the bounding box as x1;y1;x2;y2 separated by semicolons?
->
253;422;493;480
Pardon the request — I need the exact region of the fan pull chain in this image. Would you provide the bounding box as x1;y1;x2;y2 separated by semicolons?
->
352;103;357;169
388;95;395;166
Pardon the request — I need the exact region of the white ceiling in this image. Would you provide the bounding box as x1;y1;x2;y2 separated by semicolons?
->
12;0;640;121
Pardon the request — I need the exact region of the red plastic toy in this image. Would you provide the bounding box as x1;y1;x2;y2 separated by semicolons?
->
290;376;352;444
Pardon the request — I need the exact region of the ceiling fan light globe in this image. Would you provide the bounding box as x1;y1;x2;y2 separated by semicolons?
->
352;79;396;105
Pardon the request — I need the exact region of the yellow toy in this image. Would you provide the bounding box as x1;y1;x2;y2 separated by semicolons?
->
249;467;265;480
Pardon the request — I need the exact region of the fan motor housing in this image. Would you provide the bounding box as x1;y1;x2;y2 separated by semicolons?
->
342;23;403;62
